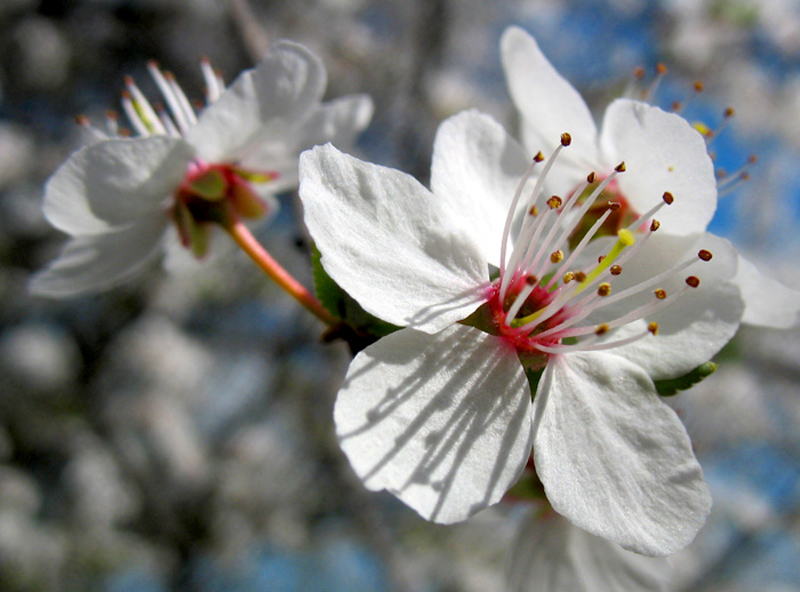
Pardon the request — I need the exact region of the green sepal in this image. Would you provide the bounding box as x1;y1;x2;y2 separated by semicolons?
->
654;361;717;397
188;168;227;200
310;243;400;343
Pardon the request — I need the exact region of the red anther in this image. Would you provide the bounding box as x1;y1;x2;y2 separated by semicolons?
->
686;276;700;288
662;191;674;205
698;249;713;262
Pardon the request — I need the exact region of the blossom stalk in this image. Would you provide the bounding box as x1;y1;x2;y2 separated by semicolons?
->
225;219;337;326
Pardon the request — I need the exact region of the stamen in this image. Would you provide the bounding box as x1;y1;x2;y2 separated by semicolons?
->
654;289;667;300
499;154;544;282
147;61;191;133
500;141;570;299
165;71;199;126
686;276;700;288
123;76;167;135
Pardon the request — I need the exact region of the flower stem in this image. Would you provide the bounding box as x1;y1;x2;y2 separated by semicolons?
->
225;219;337;326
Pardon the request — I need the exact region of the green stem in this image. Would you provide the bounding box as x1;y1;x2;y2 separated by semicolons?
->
225;218;337;327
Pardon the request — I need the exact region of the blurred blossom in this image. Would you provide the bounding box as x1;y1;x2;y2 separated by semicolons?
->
31;41;373;297
508;507;672;592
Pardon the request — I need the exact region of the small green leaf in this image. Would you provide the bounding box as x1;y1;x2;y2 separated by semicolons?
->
310;243;400;341
654;361;718;397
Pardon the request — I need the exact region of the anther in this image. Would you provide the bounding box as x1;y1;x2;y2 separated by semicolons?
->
686;276;700;288
533;151;545;162
724;107;735;118
574;271;587;283
547;196;563;209
550;250;564;264
562;271;576;283
633;66;645;80
614;162;626;173
610;265;622;275
656;63;668;75
607;201;621;211
748;154;758;164
648;322;659;335
698;249;713;262
587;171;597;183
595;324;610;335
597;283;611;297
662;191;675;205
529;205;539;216
654;289;667;300
598;255;606;263
524;275;538;286
75;115;90;126
694;81;704;93
650;219;661;232
560;133;572;147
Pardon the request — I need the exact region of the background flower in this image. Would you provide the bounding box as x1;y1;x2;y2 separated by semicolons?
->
30;40;372;297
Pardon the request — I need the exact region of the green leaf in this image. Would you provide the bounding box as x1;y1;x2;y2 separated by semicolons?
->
654;361;717;397
310;243;400;341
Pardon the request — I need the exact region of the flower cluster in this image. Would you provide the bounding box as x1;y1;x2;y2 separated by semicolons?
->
30;23;800;589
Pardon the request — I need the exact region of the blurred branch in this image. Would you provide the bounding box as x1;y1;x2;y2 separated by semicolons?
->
224;0;271;63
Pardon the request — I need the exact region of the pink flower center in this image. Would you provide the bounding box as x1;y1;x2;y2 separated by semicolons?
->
468;133;711;366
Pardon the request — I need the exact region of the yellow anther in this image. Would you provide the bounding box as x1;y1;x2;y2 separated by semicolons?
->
648;322;659;335
562;271;575;283
654;289;667;300
547;196;563;209
550;250;563;264
597;283;611;297
595;324;610;335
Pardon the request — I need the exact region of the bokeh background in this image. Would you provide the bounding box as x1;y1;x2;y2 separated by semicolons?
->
1;0;800;590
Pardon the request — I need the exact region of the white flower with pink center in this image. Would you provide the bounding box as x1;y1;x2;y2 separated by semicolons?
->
502;25;799;329
31;41;372;297
299;110;744;556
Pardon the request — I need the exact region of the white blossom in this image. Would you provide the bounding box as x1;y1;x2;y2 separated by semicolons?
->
299;109;744;556
31;41;373;297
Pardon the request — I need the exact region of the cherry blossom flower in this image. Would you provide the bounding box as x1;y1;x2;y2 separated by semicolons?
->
299;110;744;556
501;25;799;329
507;507;672;592
31;41;372;297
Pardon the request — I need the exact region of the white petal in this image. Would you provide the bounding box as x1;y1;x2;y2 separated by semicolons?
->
501;26;600;187
430;110;531;267
600;99;717;235
299;144;488;333
240;94;375;193
508;509;672;592
186;41;327;163
733;252;800;329
43;137;192;235
30;215;167;297
532;351;712;556
335;324;533;524
600;232;743;380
